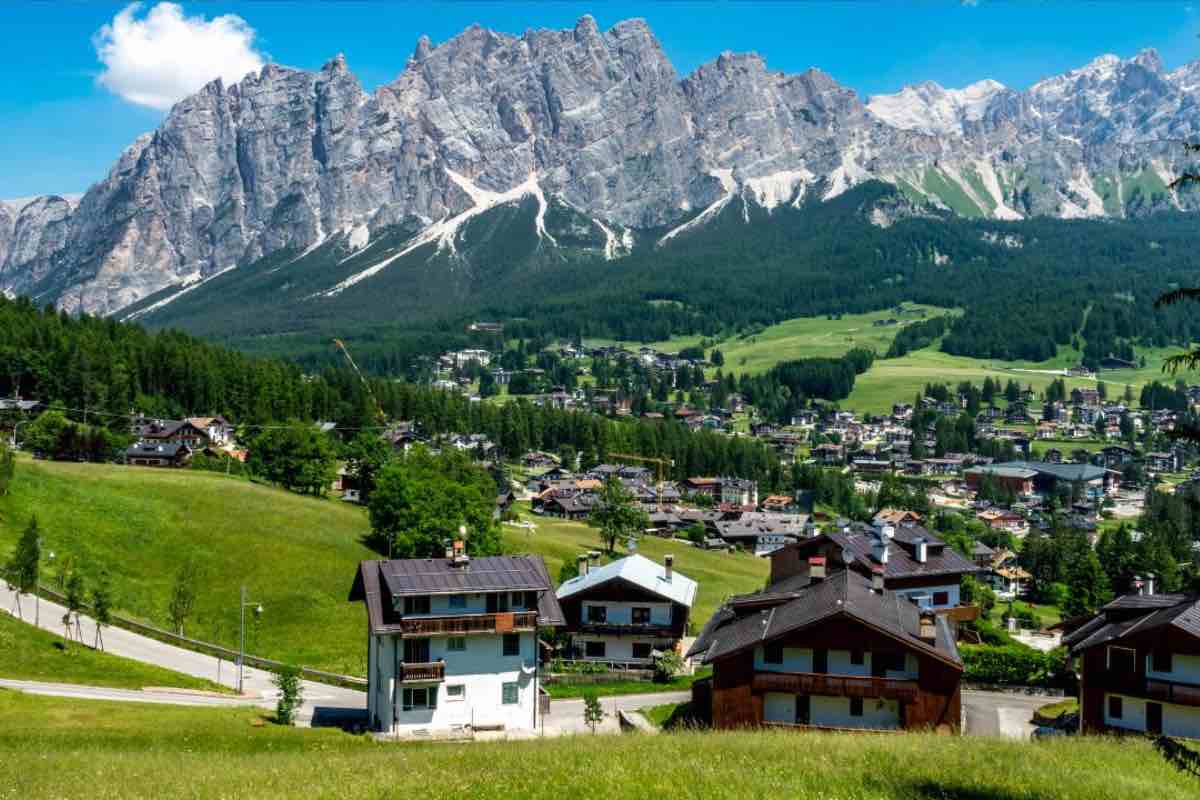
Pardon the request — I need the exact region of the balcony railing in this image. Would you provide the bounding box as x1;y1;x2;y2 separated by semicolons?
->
399;661;445;683
580;622;676;637
399;611;539;637
1144;679;1200;708
752;671;919;703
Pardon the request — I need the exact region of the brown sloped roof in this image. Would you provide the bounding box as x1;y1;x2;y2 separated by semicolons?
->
687;569;961;669
1064;593;1200;654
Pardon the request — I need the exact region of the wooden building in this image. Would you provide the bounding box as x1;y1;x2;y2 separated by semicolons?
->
1065;587;1200;739
688;559;962;732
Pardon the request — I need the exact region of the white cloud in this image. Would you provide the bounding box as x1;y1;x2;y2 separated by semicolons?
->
94;2;265;111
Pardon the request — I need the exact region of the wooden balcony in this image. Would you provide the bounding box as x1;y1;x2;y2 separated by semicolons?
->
580;622;676;638
752;671;919;703
1144;679;1200;708
399;611;539;637
399;661;445;683
939;605;980;623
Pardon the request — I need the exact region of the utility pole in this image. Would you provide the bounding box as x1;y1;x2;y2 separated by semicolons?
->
237;585;263;695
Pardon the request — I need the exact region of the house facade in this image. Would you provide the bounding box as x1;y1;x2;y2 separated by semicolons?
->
1065;589;1200;739
348;548;564;737
769;520;980;612
556;554;696;666
689;562;962;732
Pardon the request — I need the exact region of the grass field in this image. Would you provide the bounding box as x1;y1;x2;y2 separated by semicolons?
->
585;304;951;375
0;611;225;692
845;347;1181;415
0;457;376;675
544;670;707;699
987;600;1063;630
503;504;769;628
2;689;1196;799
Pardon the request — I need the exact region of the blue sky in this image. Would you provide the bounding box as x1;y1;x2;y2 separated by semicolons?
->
5;1;1200;198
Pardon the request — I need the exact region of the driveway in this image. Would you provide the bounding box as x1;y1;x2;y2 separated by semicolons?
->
962;689;1050;738
0;678;261;708
542;690;691;735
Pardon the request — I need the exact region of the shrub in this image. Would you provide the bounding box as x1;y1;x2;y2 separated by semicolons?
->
273;666;304;725
653;651;683;683
960;644;1065;687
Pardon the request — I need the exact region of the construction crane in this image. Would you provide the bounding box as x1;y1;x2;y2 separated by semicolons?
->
608;452;674;512
333;338;386;426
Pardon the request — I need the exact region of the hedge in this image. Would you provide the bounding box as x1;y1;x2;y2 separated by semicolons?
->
960;644;1066;687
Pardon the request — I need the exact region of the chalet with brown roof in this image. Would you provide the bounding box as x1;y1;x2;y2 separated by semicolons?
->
688;559;962;732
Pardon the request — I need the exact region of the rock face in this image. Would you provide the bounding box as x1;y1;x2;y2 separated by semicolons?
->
4;17;1200;316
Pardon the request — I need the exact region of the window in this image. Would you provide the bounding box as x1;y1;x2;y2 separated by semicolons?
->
850;697;863;717
932;591;950;607
524;591;538;609
448;594;467;610
813;649;828;674
585;640;606;658
446;684;465;702
586;605;608;624
502;682;519;705
1147;702;1163;734
447;637;466;652
403;638;430;664
850;649;864;666
764;643;784;665
502;633;520;657
632;607;652;625
1108;695;1123;720
1152;650;1173;673
511;591;525;608
1107;646;1137;673
401;687;437;711
403;595;431;615
632;642;653;660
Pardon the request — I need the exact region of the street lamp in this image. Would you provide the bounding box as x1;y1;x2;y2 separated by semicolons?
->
237;585;263;695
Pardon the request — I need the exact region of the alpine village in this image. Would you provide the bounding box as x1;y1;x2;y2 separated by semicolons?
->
4;4;1200;799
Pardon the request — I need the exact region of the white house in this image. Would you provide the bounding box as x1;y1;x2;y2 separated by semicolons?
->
556;553;697;666
349;546;563;738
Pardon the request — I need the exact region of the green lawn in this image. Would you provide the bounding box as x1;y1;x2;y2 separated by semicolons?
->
988;600;1063;630
544;670;705;700
0;611;225;692
586;304;951;375
0;457;376;675
503;504;769;629
2;689;1196;800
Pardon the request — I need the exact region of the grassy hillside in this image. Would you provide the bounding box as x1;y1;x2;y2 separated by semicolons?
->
0;461;766;675
3;689;1197;800
0;457;376;675
503;504;768;628
0;611;225;692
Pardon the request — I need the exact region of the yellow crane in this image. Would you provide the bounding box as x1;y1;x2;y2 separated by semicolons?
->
608;452;674;511
333;338;386;426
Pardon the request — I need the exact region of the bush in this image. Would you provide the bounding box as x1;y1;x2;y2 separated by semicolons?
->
653;651;683;683
960;644;1065;687
273;666;304;725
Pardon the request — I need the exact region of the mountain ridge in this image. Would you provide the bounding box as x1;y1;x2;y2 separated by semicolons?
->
2;15;1199;318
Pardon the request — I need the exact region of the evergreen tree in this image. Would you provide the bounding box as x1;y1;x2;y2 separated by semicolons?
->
4;516;40;619
91;567;113;651
1063;539;1111;618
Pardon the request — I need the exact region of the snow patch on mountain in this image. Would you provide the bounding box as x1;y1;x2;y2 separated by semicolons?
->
324;169;552;297
742;169;814;210
866;79;1005;136
122;265;236;322
658;169;737;246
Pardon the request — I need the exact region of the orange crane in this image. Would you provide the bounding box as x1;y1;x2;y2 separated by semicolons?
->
608;452;674;511
333;338;386;426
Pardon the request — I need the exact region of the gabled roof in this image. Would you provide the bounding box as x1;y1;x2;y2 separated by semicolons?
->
1064;592;1200;654
794;522;980;581
349;556;565;635
687;569;960;668
556;554;697;608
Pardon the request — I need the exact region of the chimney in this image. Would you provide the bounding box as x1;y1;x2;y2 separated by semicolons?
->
918;611;937;643
445;541;454;560
664;554;674;582
914;537;928;564
872;538;890;565
1134;575;1144;596
871;564;885;594
808;556;826;583
1146;573;1155;596
880;524;895;540
577;554;589;577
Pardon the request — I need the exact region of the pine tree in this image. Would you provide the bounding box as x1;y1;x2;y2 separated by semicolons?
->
1064;540;1111;619
91;568;113;651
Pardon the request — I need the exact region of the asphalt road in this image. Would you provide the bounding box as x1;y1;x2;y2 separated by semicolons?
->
0;678;260;708
962;689;1050;738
